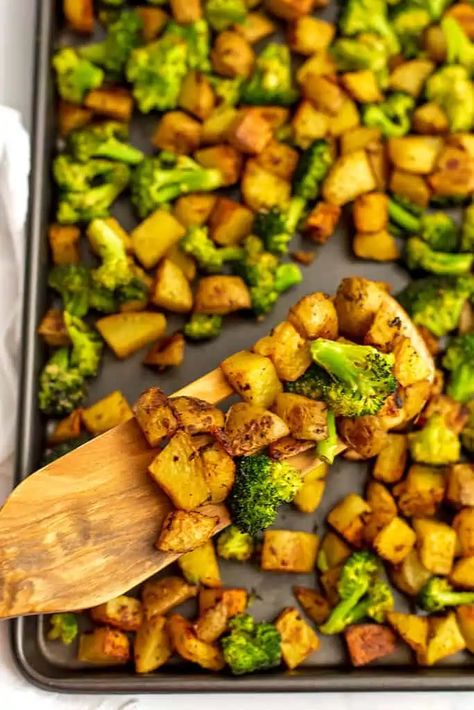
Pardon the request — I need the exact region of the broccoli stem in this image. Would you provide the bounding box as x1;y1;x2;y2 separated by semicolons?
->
316;410;338;464
388;198;420;233
319;590;364;635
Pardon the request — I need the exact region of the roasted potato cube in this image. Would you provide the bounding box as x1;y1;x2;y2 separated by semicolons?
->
149;430;209;510
341;70;382;103
195;600;228;643
353;193;388;233
391;548;431;597
256;139;299;180
132;209;186;270
228;108;272;154
84;87;133;122
287;16;335;54
241;159;292;210
274;393;328;442
202;106;238;145
334;276;387;339
291;101;329;149
393;336;432;387
90;595;143;632
389;59;434;98
288;292;337;340
388;136;443;175
63;0;93;34
340;126;381;155
414;518;456;575
96;312;167;359
401;380;432;423
323;150;376;206
456;605;474;653
57;100;92;137
136;7;168;41
144;333;185;370
293;477;326;514
423;24;447;63
211;31;254;78
420;613;466;666
453;508;474;557
134;387;178;448
364;310;402;353
235;12;276;43
142;576;198;620
413;102;449;135
353;230;400;262
345;624;397;667
450;557;474;589
195;144;242;186
173;194;217;230
221;350;282;408
365;141;389;191
327;98;360;138
253;320;311;381
362;481;397;545
134;616;172;674
152;111;202;155
268;436;315;460
317;531;351;571
170;396;224;434
225;402;289;455
387;612;428;657
261;530;319;573
201;441;236;503
151;259;193;314
194;275;251;314
37;308;70;347
448;465;474;508
389;169;431;208
373;516;416;564
302;75;344;116
319;565;342;605
304;202;341;244
208;197;254;245
338;416;389;460
199;587;248;617
78;628;130;665
276;607;320;669
167;614;225;670
428;146;474;197
48;224;80;265
178;541;221;588
170;0;202;24
393;464;445;518
266;0;315;21
293;586;330;625
327;494;371;547
157;510;219;554
81;391;133;435
48;408;82;445
372;434;408;484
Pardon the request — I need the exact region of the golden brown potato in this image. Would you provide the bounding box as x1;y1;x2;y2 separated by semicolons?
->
365;140;389;191
234;12;276;43
293;477;326;514
170;0;202;23
457;605;474;653
195;600;228;643
276;607;320;669
334;277;386;340
142;576;198;620
450;557;474;589
393;336;432;387
253;320;312;381
319;565;342;605
274;393;328;442
170;397;224;435
423;24;447;63
291;101;329;149
447;464;474;508
388;136;444;174
287;16;335;54
211;31;254;78
221;350;282;408
372;433;408;483
167;614;225;670
241;159;292;210
323;150;376;206
37;308;70;347
293;586;330;625
157;510;219;554
96;312;167;359
194;275;251;314
208;197;254;246
373;516;416;564
202;106;238;145
48;408;83;445
364;310;401;353
268;436;315;460
200;441;236;503
134;616;172;674
389;169;431;207
134;387;179;448
152;111;202;154
428;146;474;196
84;87;133;122
414;518;456;575
63;0;93;33
327;494;371;547
317;531;351;571
136;7;168;41
256;139;299;180
225;402;289;455
387;612;428;658
389;59;434;98
353;193;388;233
78;628;130;665
90;595;143;632
353;230;400;262
149;430;209;510
419;613;466;666
261;530;319;573
178;541;221;587
199;587;248;617
390;548;431;597
393;464;445;518
303;202;341;244
265;0;314;19
57;100;93;137
340;126;381;155
338;416;389;459
227;108;272;154
81;391;133;435
302;75;344;116
48;224;80;265
341;70;383;103
144;333;185;370
345;624;397;667
413;102;449;135
173;193;217;229
288;292;337;340
327;98;360;138
362;481;397;545
132;209;186;270
453;508;474;557
194;144;242;186
446;2;474;37
151;259;193;314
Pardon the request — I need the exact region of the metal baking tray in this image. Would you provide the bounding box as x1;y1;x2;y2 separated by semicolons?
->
11;0;474;693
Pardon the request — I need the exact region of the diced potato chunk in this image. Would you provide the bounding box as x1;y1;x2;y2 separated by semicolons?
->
142;576;198;620
419;613;466;666
327;99;360;137
256;139;299;180
288;292;338;340
48;408;82;444
195;144;242;186
78;628;130;665
97;312;167;359
456;605;474;653
393;465;445;518
170;396;224;434
327;494;371;547
341;70;382;103
453;508;474;557
340;126;381;155
353;230;400;262
287;16;335;54
144;333;185;370
81;391;133;435
235;12;276;43
362;481;397;545
195;601;228;643
338;415;389;459
167;614;225;670
202;106;238;145
48;224;80;265
90;595;143;632
157;510;219;554
134;616;172;674
450;557;474;590
387;612;428;657
304;202;341;244
293;586;330;625
173;193;217;228
208;197;254;246
225;402;289;456
84;87;133;122
345;624;397;667
152;111;202;154
179;71;215;121
199;587;248;617
353;193;388;233
414;518;456;575
253;320;311;381
276;607;320;669
447;464;474;507
63;0;93;33
389;60;434;97
132;210;186;270
151;259;193;314
261;530;319;573
393;336;432;387
178;541;221;587
302;75;344;116
323;150;376;206
293;477;326;514
274;393;328;442
201;441;236;503
241;159;291;211
373;434;408;484
317;531;351;571
211;31;254;78
266;0;314;20
37;308;70;347
292;101;329;149
388;136;443;175
413;102;449;135
389;169;431;207
170;0;201;23
136;7;168;41
373;517;416;564
228;108;272;154
221;350;282;408
58;100;92;137
268;436;315;460
390;548;431;597
194;275;251;314
134;387;179;448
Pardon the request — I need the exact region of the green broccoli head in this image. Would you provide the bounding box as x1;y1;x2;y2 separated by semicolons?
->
408;413;461;465
330;35;389;86
205;0;247;31
221;613;281;675
165;20;211;72
426;65;474;133
420;212;459;252
48;264;90;318
241;43;298;107
217;525;254;561
339;0;400;55
183;313;223;340
131;153;223;218
462;401;474;454
228;454;302;535
293;140;333;202
52;48;104;104
316;409;338;464
362;92;414;138
442;16;474;74
418;576;474;613
461;203;474;253
79;9;143;79
64;312;103;378
180;226;243;273
442;333;474;404
405;237;474;276
390;2;432;57
253;196;305;255
67;122;144;165
38;348;86;416
47;613;79;645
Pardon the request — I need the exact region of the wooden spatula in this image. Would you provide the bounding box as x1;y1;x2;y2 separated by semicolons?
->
0;283;434;619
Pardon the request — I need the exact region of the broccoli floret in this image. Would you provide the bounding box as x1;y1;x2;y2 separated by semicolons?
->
254;197;305;255
339;0;400;55
420;213;459;252
67;122;144;165
293;140;333;202
165;20;211;73
405;237;474;276
241;44;298;106
321;578;394;634
461;203;474;253
217;525;254;561
42;436;90;465
300;339;397;417
209;76;243;106
408;413;461;465
38;348;86;416
316;409;338;464
205;0;246;31
180;226;243;273
426;66;474;133
79;9;143;79
418;577;474;613
396;275;474;337
48;265;90;317
442;334;474;404
319;552;381;635
442;16;474;74
183;313;223;340
362;92;414;138
48;613;79;645
131;153;223;218
64;312;103;378
228;454;302;535
331;35;389;87
390;2;431;57
221;613;281;675
462;401;474;454
52;48;104;104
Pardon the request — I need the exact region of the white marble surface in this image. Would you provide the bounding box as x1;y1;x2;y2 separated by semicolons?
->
0;1;472;707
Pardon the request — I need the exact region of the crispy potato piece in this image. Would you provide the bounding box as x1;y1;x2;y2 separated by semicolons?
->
132;209;186;270
345;624;397;667
327;98;360;138
202;106;238;145
319;565;342;605
327;494;371;547
429;150;474;197
293;478;326;514
82;391;133;435
221;350;282;408
209;197;254;246
373;516;416;564
37;308;70;347
388;136;443;175
136;7;169;41
78;628;130;665
235;11;276;43
377;392;406;431
390;169;431;208
387;612;428;657
334;276;386;339
256;139;299;180
199;587;248;617
400;380;432;423
195;601;228;643
134;387;179;448
265;0;314;19
453;508;474;557
84;87;133;122
341;70;382;103
292;101;329;149
338;416;389;459
194;275;251;315
423;24;447;63
97;217;132;254
353;230;400;262
353;193;388;233
274;393;328;442
448;464;474;508
450;557;474;589
389;60;434;98
276;607;320;669
318;531;351;571
293;587;330;625
225;402;289;455
173;193;217;229
167;614;225;670
268;436;314;460
287;293;337;340
364;310;402;353
144;333;185;370
391;548;431;597
157;510;218;554
90;595;143;632
414;518;456;575
287;16;334;55
302;75;344;116
362;481;397;545
135;616;172;674
241;159;292;211
372;433;408;484
170;0;201;22
393;336;432;387
63;0;93;33
228;108;272;155
57;100;92;137
253;320;311;382
48;409;82;445
96;312;167;359
195;144;242;186
170;397;224;435
149;431;209;510
200;441;236;504
393;464;445;518
211;31;254;78
261;530;319;573
323;150;376;206
446;2;474;37
48;224;80;265
179;541;221;588
413;102;449;135
419;613;466;666
456;605;474;653
142;576;198;620
340;126;381;155
303;202;341;244
151;259;193;314
152;111;202;155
